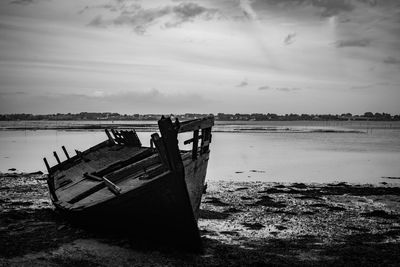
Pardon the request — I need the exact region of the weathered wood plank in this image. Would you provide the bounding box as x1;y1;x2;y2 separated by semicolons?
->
43;157;51;173
151;133;170;168
84;173;121;195
104;154;161;182
67;181;105;204
158;116;182;172
105;129;115;144
201;128;212;154
55;147;149;190
192;130;199;160
183;153;209;219
50;140;110;173
177;116;214;133
183;135;202;145
74;169;171;209
53;151;61;164
110;129;122;144
68;161;164;205
93;148;153;177
62;146;70;159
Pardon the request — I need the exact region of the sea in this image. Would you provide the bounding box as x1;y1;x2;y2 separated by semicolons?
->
1;120;399;185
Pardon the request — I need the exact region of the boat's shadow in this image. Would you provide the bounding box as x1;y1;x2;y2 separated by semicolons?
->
0;208;88;258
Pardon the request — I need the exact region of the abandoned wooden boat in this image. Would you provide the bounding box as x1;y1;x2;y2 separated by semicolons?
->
43;115;214;251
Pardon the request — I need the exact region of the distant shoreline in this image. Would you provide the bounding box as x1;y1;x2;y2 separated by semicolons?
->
1;111;399;122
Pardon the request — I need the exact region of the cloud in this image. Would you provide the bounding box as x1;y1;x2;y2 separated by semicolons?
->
284;32;296;45
349;84;373;90
0;91;27;96
275;87;300;92
312;0;354;17
258;86;270;90
0;88;213;114
383;57;400;65
258;86;300;92
250;0;354;17
236;79;248;87
349;82;394;90
9;0;35;5
88;2;219;34
335;39;370;48
88;15;105;28
9;0;49;5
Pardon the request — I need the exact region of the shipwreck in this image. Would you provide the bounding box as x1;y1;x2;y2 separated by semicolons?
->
43;115;214;251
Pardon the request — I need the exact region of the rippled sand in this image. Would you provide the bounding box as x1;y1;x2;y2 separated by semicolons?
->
1;173;400;266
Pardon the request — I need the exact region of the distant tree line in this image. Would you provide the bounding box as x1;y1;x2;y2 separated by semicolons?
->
0;112;399;121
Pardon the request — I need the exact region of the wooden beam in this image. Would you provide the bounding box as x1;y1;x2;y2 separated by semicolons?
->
183;135;202;145
178;116;214;133
192;130;199;160
43;157;51;173
110;129;122;144
158;116;182;172
201;128;212;154
131;130;142;146
105;129;115;144
151;133;170;168
53;151;61;164
104;154;161;182
68;183;106;204
119;130;141;146
84;173;121;195
83;172;102;181
62;146;70;159
93;148;153;177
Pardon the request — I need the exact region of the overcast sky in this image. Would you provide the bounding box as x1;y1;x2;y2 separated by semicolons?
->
0;0;399;114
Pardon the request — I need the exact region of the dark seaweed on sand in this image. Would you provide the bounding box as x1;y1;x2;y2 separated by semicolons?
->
203;197;230;206
2;174;400;266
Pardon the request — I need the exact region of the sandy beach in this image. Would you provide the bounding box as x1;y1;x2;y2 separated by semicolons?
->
0;172;399;266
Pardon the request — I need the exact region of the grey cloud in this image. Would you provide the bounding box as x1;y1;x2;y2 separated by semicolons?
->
258;86;270;90
62;88;211;109
383;57;400;65
87;2;218;34
349;84;373;90
112;6;171;34
80;2;140;15
258;86;300;92
0;91;27;96
349;82;394;90
88;15;105;28
248;0;400;19
165;2;218;27
78;6;90;15
100;4;119;12
237;79;248;87
9;0;50;5
312;0;354;17
0;89;213;114
9;0;35;5
335;39;370;48
276;87;300;92
250;0;353;17
284;33;296;45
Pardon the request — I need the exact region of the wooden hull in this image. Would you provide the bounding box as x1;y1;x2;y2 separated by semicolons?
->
44;116;213;251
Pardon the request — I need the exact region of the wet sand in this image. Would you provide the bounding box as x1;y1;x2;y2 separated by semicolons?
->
1;173;400;266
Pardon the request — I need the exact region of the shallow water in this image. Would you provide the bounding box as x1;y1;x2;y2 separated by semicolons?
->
0;120;399;184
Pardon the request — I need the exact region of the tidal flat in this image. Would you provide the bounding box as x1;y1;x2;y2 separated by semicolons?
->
1;173;400;266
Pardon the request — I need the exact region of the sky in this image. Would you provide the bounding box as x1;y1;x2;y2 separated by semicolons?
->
0;0;399;115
